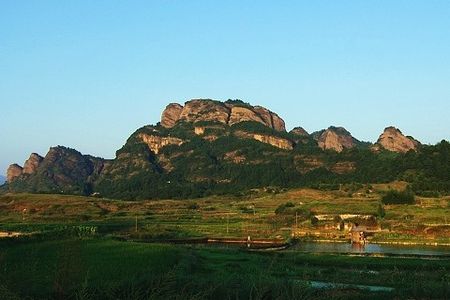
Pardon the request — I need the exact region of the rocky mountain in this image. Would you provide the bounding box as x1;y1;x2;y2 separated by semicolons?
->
290;127;309;137
6;146;105;194
22;153;44;175
7;164;23;183
161;99;286;131
2;98;448;200
373;126;420;153
311;127;360;152
0;175;6;185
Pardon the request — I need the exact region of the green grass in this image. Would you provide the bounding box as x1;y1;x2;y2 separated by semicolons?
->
0;238;448;299
0;238;181;299
0;189;448;299
0;190;449;243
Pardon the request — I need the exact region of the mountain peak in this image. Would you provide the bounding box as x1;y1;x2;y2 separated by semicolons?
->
313;126;358;152
160;103;183;128
374;126;420;153
160;99;286;131
6;164;23;183
23;153;44;175
290;126;309;136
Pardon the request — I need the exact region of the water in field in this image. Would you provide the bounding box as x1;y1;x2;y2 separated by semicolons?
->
291;241;450;256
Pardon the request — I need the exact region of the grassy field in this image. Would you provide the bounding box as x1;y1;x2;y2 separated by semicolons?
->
0;187;449;299
0;238;449;299
0;184;448;243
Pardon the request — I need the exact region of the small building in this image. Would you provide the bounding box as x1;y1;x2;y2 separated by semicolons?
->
349;225;373;244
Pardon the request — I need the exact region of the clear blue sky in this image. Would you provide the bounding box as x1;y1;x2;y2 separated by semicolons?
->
1;1;450;175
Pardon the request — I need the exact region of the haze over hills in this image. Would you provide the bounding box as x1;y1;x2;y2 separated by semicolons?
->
0;175;5;185
2;99;449;200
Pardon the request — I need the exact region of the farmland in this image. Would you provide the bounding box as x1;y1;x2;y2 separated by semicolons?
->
0;238;449;299
0;183;448;244
0;185;449;299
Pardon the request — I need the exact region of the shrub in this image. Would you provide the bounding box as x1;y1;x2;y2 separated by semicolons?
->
382;188;415;205
415;190;441;198
240;206;255;214
275;202;295;214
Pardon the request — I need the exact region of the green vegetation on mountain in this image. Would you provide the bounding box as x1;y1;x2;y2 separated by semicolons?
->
2;99;449;200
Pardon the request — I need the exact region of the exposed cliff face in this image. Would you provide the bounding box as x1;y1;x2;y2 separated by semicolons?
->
294;156;355;174
294;155;324;174
7;164;23;182
23;153;44;175
223;150;246;164
234;130;294;150
374;126;419;153
252;134;293;150
252;106;286;131
252;106;274;129
138;133;184;154
270;113;286;132
330;161;356;174
160;99;286;131
179;99;230;124
229;106;264;126
160;103;183;128
314;127;357;152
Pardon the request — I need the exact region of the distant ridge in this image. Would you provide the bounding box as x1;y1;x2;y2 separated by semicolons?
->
2;98;449;199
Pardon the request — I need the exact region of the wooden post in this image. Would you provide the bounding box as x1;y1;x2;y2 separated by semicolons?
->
135;215;138;232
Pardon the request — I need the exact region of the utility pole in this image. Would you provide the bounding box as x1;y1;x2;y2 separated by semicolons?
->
295;211;298;229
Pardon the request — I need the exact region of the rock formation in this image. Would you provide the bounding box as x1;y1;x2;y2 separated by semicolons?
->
252;106;286;131
374;126;419;153
138;133;184;154
294;155;325;174
314;127;357;152
252;134;293;150
179;99;230;125
160;103;183;128
270;112;286;132
229;106;264;126
234;130;294;150
194;126;205;135
290;127;309;136
3;97;440;201
7;164;23;182
330;161;356;174
160;99;286;131
22;153;44;174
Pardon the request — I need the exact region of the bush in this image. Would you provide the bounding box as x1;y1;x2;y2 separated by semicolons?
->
415;190;441;198
275;202;295;214
382;188;415;205
239;206;255;214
